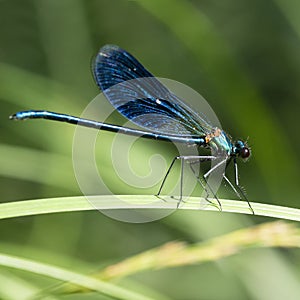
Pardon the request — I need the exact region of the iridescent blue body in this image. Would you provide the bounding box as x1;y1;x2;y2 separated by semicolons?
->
12;110;247;159
207;129;249;158
12;110;207;145
209;130;232;155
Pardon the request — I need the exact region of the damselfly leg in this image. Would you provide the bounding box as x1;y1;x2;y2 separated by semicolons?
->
156;155;221;209
189;159;223;210
199;156;254;214
225;158;254;214
157;155;254;214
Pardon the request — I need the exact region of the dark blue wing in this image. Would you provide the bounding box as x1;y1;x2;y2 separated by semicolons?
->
93;44;212;136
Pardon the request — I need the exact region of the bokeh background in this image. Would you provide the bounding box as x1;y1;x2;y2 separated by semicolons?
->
1;0;300;299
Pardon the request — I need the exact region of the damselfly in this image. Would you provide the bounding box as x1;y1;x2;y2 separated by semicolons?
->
10;45;254;214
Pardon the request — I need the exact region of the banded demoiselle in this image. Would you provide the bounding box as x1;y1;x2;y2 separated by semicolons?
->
10;45;254;214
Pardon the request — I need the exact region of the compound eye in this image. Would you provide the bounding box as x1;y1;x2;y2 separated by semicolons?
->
240;147;250;159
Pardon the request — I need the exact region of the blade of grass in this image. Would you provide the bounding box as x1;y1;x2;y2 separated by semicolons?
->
0;253;155;300
0;243;171;300
0;196;300;221
0;270;58;300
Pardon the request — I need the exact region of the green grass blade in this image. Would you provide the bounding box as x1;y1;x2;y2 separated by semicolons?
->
0;253;155;300
0;270;58;300
0;196;300;221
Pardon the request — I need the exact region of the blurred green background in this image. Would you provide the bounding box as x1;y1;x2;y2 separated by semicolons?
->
1;0;300;299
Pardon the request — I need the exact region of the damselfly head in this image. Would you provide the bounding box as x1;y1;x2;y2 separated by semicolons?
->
233;140;251;160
